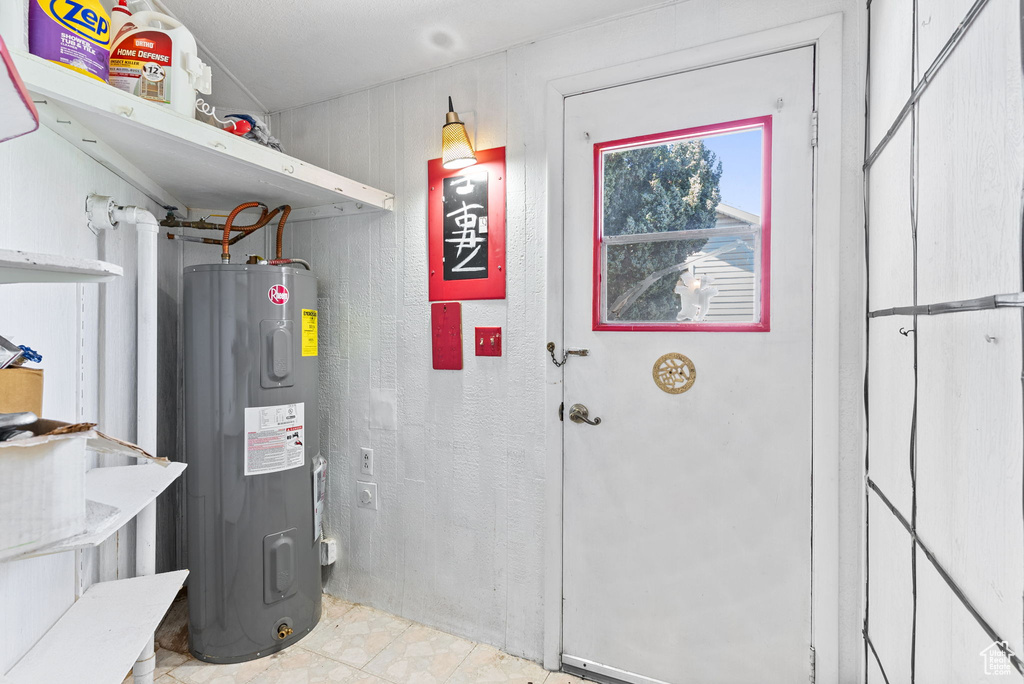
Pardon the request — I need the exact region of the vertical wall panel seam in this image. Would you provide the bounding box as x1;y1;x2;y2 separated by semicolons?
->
862;2;873;682
1017;0;1024;655
909;0;920;679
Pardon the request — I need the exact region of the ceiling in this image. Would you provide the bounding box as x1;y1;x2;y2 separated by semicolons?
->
161;0;674;112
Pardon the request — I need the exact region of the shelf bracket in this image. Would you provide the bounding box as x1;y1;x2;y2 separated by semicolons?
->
30;97;185;216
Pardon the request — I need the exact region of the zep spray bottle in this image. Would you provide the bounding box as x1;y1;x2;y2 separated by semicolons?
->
28;0;111;82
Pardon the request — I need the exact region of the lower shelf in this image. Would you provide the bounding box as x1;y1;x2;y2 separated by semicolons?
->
3;570;189;684
0;248;123;284
9;462;187;561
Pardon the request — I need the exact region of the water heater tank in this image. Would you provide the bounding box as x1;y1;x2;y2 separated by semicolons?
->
184;263;323;663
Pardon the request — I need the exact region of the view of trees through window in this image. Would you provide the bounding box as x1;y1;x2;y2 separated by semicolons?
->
602;138;723;321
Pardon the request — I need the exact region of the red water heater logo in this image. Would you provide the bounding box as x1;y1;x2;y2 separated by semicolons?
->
268;285;290;305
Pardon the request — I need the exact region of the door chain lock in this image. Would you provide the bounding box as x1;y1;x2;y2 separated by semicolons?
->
547;342;589;367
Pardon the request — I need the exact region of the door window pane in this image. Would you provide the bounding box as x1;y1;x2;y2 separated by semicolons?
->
594;117;771;331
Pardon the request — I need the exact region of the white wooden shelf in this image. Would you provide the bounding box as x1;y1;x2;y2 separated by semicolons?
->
10;462;186;561
3;570;188;684
10;50;394;217
0;248;123;284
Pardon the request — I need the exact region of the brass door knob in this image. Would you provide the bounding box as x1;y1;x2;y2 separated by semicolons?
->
568;403;601;426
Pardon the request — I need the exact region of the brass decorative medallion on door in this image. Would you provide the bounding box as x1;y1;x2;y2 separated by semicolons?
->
652;352;695;394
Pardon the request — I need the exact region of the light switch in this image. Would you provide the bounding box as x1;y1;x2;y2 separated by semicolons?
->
475;327;502;356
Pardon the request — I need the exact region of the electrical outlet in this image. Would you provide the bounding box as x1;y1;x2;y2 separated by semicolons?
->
360;447;373;475
357;481;377;510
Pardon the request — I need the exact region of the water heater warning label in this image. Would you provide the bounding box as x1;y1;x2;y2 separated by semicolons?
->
302;309;318;357
244;402;305;476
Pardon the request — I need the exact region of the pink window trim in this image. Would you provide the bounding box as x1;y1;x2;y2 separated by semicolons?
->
592;115;773;333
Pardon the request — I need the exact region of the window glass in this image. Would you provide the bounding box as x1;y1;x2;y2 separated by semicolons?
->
596;120;768;329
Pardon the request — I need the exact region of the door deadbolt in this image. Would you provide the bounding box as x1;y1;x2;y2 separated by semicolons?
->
568;403;601;426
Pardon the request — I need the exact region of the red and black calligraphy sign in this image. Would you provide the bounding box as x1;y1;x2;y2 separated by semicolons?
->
428;147;506;301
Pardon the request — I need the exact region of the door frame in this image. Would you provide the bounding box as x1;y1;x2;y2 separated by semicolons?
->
543;14;845;682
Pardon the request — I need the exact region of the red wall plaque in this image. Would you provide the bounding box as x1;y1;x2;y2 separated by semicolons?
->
428;147;506;301
431;302;463;370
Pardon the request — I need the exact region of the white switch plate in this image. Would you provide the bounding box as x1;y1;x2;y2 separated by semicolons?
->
360;447;373;476
357;481;377;510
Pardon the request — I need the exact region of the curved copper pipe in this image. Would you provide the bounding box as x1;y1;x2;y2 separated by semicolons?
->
236;208;277;233
226;209;282;246
275;205;292;259
222;202;263;261
221;203;284;262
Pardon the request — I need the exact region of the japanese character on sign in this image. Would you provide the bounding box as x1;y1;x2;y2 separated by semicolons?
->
442;172;489;280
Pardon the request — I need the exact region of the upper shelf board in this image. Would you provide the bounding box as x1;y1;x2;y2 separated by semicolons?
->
10;50;394;216
0;248;123;284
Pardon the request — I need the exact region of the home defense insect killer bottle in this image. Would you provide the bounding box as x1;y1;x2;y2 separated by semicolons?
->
108;10;210;117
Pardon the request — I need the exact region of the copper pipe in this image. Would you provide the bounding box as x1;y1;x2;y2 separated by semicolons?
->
222;202;278;262
222;202;261;261
275;205;292;259
233;207;277;232
163;207;276;232
161;217;222;230
163;218;264;232
267;258;311;270
227;207;283;246
166;232;222;245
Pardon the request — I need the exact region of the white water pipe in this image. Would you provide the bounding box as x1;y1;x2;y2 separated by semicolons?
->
111;204;160;684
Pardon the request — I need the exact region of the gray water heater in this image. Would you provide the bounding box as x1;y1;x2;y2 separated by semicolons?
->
184;264;323;663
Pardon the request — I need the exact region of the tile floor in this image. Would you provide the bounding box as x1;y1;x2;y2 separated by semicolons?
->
124;595;587;684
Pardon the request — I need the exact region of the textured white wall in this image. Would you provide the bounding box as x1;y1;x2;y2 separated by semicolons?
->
864;0;1024;680
0;123;178;673
271;0;868;671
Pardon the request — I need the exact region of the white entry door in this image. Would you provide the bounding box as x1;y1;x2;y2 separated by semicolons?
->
561;47;815;684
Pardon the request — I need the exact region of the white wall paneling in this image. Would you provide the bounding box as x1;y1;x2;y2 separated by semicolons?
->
866;127;914;311
275;2;866;677
866;0;913;149
866;316;915;515
865;492;914;684
914;543;1017;681
864;0;1024;678
916;309;1024;651
915;0;1023;305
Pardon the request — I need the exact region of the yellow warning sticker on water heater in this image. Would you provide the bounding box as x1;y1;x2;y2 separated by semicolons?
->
302;309;318;357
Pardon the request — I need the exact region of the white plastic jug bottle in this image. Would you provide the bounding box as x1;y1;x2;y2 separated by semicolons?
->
109;10;210;117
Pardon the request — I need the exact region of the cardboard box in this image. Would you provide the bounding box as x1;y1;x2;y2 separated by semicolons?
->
0;420;168;560
0;367;42;414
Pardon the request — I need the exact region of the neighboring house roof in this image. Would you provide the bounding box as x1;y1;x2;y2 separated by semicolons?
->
690;204;760;321
715;203;761;226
